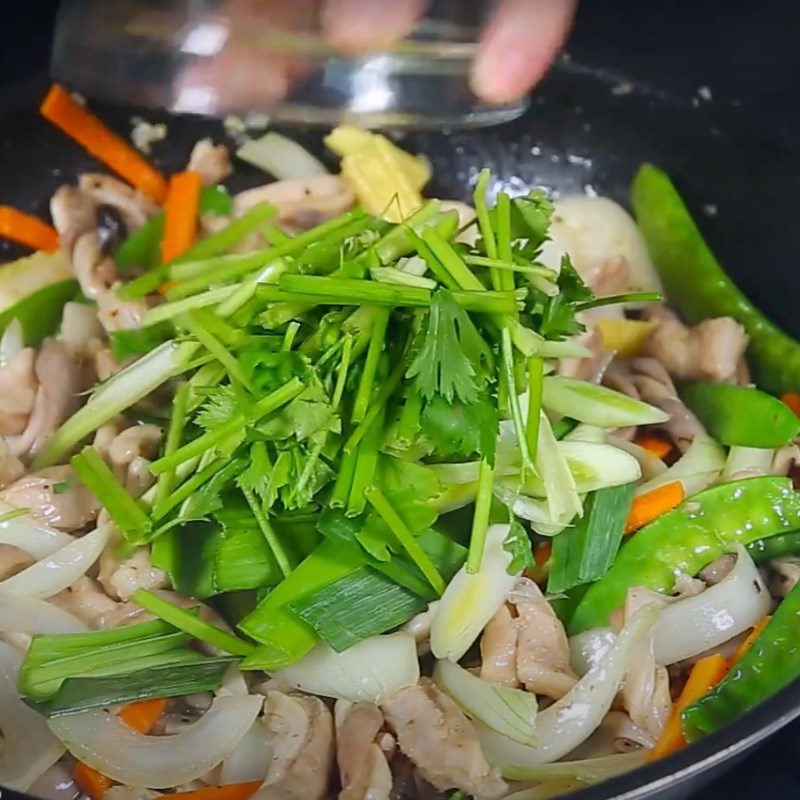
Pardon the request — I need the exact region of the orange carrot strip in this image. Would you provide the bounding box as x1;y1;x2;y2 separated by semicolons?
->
633;431;673;460
118;697;168;733
40;85;167;203
728;616;771;669
161;171;202;266
534;541;552;567
155;781;263;800
625;481;684;534
781;392;800;419
0;206;59;252
647;653;728;761
73;762;112;800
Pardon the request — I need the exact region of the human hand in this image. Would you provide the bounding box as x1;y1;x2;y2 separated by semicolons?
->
175;0;578;113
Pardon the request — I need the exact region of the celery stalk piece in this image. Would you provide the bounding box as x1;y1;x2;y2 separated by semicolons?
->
34;341;198;469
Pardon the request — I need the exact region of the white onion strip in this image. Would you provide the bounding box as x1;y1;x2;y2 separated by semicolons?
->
653;546;769;666
277;633;420;704
0;525;110;599
0;596;89;634
0;502;74;558
49;694;262;788
478;604;658;769
0;641;65;790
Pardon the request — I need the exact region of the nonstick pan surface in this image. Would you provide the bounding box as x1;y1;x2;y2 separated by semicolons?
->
0;60;799;800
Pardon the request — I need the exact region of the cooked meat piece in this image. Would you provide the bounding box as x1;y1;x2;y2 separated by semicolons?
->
337;703;392;800
98;533;168;602
480;604;520;688
50;185;98;254
95;289;148;333
7;339;84;460
0;543;35;580
255;691;335;800
699;554;736;585
0;348;37;435
512;580;577;699
558;327;614;383
0;465;100;531
101;423;163;496
51;576;134;629
480;579;576;699
235;176;355;233
60;301;104;361
621;643;671;741
642;306;748;383
188;139;233;186
78;174;158;231
604;357;706;452
381;680;506;799
768;557;800;598
71;232;116;299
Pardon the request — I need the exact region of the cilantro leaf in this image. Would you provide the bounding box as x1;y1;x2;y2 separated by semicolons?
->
420;394;498;466
256;379;339;445
528;255;593;340
181;459;246;519
506;189;555;252
195;385;239;430
406;291;493;405
503;516;534;575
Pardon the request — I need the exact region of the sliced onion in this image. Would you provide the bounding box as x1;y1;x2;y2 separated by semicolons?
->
722;445;775;482
433;659;537;745
505;751;645;787
0;525;110;599
636;435;725;498
569;627;616;678
236;132;329;180
560;441;642;494
277;633;419;703
49;694;262;788
0;502;75;558
653;546;769;665
606;434;667;482
0;318;24;366
477;604;658;768
0;641;65;790
431;524;519;661
563;424;606;444
0;596;89;634
219;718;274;785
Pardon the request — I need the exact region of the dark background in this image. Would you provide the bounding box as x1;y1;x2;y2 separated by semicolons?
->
1;1;799;798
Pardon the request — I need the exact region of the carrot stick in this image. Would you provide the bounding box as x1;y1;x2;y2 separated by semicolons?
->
118;697;168;733
155;781;263;800
647;653;728;761
625;481;684;534
161;171;202;266
633;431;673;460
781;392;800;418
40;85;167;203
0;206;59;252
73;762;112;800
728;616;771;669
534;541;552;567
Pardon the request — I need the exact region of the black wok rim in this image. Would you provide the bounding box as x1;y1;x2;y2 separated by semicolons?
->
0;59;799;800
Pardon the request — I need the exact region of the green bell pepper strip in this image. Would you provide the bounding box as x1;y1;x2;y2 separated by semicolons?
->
747;530;800;563
682;382;800;447
681;577;800;741
0;279;79;345
630;164;800;394
569;477;800;634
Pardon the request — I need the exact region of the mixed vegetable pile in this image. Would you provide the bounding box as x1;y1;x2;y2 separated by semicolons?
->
0;84;799;800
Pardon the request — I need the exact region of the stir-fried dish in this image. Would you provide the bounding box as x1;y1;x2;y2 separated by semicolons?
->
1;85;800;800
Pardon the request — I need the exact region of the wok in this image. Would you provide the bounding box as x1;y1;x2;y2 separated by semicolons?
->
0;54;799;800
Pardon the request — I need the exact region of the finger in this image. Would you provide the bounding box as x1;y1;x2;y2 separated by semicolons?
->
322;0;431;54
471;0;577;104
